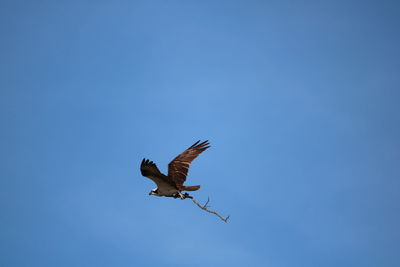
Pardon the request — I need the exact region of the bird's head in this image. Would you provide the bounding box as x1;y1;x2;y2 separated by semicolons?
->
149;188;158;196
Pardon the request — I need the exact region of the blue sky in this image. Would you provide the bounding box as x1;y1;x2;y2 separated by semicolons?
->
1;1;400;266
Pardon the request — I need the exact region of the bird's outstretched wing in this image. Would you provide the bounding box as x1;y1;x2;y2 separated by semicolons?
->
168;140;210;187
140;159;175;188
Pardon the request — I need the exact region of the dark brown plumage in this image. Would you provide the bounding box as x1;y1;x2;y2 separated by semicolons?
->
168;140;210;189
140;140;210;197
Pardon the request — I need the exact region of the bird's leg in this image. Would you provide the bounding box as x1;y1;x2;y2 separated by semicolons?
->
173;192;192;199
183;192;193;199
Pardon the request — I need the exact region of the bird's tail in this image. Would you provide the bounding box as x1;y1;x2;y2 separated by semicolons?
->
181;185;201;191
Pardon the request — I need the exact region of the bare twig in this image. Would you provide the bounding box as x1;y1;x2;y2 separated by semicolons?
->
184;194;229;222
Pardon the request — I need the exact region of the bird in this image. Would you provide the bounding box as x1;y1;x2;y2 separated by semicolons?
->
140;140;210;199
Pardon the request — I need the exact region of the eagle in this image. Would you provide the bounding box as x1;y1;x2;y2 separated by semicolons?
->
140;140;210;199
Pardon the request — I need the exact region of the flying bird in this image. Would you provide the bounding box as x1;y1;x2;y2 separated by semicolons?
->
140;140;210;199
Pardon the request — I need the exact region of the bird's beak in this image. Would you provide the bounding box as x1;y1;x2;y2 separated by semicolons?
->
148;192;152;195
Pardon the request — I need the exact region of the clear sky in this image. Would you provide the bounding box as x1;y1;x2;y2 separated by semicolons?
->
1;1;399;266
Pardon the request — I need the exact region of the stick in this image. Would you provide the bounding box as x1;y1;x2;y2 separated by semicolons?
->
184;194;230;222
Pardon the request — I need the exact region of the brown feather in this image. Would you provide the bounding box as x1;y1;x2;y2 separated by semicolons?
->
140;158;177;188
168;140;210;188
